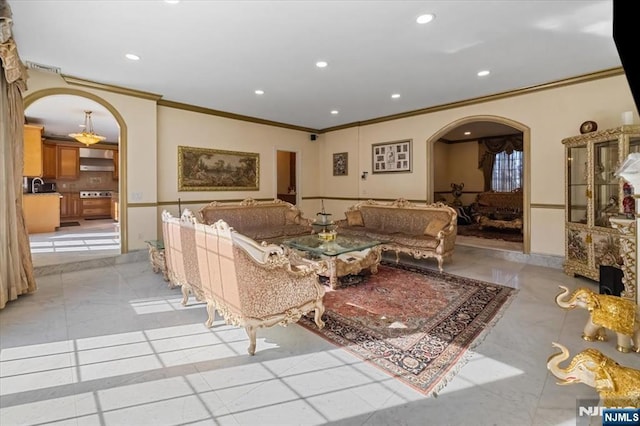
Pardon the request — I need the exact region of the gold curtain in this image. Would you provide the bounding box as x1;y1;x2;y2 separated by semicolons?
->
0;0;35;309
478;134;523;192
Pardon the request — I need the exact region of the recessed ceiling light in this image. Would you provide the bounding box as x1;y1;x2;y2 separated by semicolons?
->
125;53;140;61
330;110;339;115
254;89;264;95
165;0;180;4
416;14;435;24
464;131;471;135
477;70;490;77
391;93;401;99
316;61;328;68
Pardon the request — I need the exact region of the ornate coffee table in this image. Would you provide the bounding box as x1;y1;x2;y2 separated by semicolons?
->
282;234;382;289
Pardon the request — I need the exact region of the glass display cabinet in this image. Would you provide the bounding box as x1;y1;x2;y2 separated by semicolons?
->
563;125;640;281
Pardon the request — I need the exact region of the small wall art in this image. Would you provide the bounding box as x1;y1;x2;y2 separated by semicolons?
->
333;152;348;176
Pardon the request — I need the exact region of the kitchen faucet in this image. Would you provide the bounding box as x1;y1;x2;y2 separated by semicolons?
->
31;177;44;193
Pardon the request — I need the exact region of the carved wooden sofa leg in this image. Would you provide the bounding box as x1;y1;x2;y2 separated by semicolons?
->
245;325;257;356
313;301;325;329
206;302;216;328
181;285;190;306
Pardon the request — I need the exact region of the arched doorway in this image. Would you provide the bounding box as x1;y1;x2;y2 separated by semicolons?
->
23;89;128;266
427;115;531;254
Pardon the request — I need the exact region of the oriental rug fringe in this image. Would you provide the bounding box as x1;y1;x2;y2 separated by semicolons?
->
299;262;518;396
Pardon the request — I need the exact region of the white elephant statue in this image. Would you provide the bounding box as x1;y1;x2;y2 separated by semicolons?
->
555;285;640;353
546;342;640;408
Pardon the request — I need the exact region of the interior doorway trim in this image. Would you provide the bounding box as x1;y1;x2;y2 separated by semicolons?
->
426;114;531;254
274;148;301;205
24;88;129;253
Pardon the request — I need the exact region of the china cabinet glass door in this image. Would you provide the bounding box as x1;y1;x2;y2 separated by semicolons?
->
593;139;619;228
567;145;588;224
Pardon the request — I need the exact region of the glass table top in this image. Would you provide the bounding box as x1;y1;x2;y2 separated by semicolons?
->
283;234;382;257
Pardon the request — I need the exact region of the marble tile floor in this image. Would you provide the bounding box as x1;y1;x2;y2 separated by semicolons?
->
1;246;638;426
29;219;121;268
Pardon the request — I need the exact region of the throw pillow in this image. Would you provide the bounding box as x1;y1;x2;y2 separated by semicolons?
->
424;218;448;237
345;210;364;226
285;209;300;225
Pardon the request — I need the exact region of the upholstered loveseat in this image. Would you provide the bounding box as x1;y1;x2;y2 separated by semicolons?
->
198;198;312;241
473;190;523;231
162;209;326;355
334;199;457;272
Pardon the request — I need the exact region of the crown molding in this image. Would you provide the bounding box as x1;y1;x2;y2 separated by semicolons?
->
157;99;318;133
62;67;625;134
319;67;626;133
62;75;163;101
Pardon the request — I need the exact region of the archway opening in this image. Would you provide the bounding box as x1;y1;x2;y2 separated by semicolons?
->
23;90;127;267
428;115;530;254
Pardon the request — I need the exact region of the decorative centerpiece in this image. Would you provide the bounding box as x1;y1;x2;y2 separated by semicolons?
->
313;200;337;241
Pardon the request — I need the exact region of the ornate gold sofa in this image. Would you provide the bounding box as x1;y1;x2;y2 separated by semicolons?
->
334;199;457;272
198;198;313;241
473;190;523;231
161;209;326;355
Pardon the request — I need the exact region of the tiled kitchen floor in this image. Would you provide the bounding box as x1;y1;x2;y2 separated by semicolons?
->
29;219;121;267
2;244;638;425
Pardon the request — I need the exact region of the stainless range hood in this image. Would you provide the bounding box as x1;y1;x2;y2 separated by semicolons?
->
79;148;115;172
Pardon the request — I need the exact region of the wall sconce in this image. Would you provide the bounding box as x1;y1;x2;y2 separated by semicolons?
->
361;171;368;180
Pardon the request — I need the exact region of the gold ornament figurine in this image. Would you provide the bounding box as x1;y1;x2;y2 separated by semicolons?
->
555;285;640;353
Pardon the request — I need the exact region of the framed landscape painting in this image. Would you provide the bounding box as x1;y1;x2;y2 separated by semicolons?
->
371;139;412;174
178;146;259;191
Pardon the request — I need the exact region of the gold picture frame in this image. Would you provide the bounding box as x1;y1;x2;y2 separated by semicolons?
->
372;139;412;174
333;152;348;176
178;146;259;191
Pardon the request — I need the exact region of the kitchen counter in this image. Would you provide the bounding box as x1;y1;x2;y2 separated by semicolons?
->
23;193;61;233
111;192;119;222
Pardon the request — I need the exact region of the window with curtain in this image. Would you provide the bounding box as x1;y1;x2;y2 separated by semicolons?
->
491;150;523;192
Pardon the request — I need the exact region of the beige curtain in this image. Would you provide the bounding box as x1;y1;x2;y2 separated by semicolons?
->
478;134;523;192
0;0;35;309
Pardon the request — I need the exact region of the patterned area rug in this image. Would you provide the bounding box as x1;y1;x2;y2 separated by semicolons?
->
299;262;518;396
457;223;523;243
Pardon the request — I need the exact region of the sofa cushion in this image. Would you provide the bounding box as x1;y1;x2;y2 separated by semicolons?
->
345;210;364;226
338;225;368;237
285;209;301;225
280;224;311;237
423;218;448;237
365;232;439;249
201;205;288;231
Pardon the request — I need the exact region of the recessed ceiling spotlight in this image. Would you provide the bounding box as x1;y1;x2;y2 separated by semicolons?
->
477;70;490;77
331;110;339;115
464;131;471;135
316;61;328;68
254;89;264;95
391;93;401;99
416;14;435;24
165;0;180;4
125;53;140;61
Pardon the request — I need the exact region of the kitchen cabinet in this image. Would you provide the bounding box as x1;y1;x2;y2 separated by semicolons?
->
23;193;60;233
42;143;57;178
562;125;640;281
111;196;119;222
57;145;79;179
81;198;111;218
113;150;119;179
23;124;44;177
60;192;81;219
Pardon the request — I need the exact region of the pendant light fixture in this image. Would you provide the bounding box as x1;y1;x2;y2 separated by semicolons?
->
69;111;106;146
